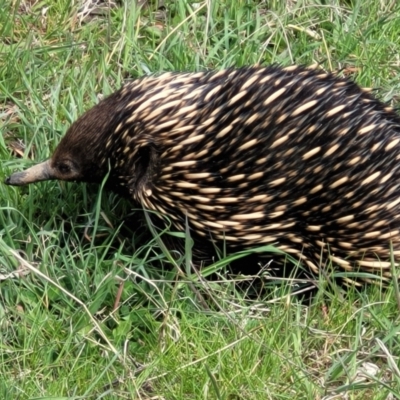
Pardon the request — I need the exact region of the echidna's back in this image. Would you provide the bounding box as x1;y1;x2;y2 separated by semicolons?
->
115;66;400;283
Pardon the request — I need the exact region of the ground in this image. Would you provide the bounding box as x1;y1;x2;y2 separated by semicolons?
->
1;0;400;399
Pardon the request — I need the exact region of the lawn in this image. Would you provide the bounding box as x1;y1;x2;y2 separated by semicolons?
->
1;0;400;399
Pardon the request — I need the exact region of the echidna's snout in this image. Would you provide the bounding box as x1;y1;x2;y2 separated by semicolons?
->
5;160;54;186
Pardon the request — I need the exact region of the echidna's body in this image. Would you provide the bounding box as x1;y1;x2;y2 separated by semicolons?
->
6;65;400;283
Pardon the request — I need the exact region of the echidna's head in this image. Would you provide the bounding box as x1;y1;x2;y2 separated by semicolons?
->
5;88;156;195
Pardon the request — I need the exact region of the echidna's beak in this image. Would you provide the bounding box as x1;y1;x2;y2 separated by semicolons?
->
5;160;54;186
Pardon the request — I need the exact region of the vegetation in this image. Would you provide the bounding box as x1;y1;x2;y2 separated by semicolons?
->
1;0;400;398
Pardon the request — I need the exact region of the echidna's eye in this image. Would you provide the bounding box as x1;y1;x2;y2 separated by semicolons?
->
57;163;71;174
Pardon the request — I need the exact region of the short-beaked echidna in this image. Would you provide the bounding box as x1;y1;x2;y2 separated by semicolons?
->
6;65;400;284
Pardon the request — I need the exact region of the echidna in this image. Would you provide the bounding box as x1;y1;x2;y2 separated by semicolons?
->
6;65;400;284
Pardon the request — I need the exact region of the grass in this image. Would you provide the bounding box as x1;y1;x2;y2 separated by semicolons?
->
1;0;400;398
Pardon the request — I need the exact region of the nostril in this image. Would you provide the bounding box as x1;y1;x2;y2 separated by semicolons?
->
5;177;11;185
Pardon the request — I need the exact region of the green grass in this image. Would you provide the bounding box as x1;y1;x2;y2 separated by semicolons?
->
2;0;400;398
